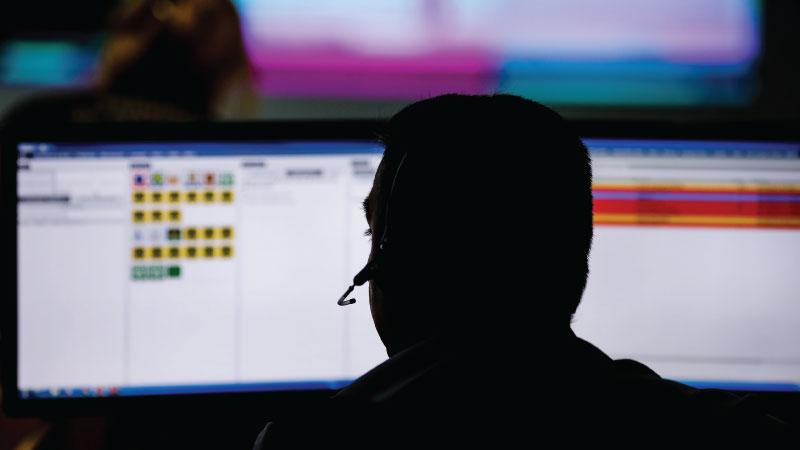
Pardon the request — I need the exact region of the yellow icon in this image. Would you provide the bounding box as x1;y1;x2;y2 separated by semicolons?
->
132;210;146;223
203;190;216;203
132;247;146;259
185;227;198;240
168;247;181;259
168;210;182;222
203;227;216;239
203;246;215;258
219;227;234;240
132;192;146;204
218;245;234;258
220;191;234;203
150;247;164;259
184;246;198;259
150;210;164;223
150;191;164;203
185;191;198;203
168;191;181;203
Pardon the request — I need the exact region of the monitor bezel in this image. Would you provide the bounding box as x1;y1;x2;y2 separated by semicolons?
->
2;119;799;417
1;120;386;417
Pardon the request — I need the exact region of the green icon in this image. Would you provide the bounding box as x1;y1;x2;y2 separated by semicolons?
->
132;266;147;280
220;173;234;186
168;266;181;278
148;266;164;280
151;173;164;185
167;228;181;240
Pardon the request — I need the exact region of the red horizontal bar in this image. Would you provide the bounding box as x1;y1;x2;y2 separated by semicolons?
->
594;199;800;217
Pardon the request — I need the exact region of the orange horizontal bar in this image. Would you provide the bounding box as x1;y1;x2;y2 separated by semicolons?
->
593;181;800;194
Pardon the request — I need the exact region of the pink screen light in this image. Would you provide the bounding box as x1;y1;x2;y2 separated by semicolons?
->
235;0;760;100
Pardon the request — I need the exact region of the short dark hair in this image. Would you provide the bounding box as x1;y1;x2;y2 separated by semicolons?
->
97;0;249;116
371;94;592;329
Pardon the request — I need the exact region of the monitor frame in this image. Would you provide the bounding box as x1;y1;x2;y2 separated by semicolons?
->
2;119;799;417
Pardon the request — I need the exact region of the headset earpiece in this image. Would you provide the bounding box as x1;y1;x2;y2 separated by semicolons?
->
336;152;408;306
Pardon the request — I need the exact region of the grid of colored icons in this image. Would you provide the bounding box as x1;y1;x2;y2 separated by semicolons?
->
130;169;236;281
593;181;800;229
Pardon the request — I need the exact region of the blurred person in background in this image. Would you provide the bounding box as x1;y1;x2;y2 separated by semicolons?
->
2;0;255;125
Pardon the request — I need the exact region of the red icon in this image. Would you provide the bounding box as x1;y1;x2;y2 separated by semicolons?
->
204;172;216;185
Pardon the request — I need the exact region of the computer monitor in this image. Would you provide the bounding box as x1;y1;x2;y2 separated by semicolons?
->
3;122;799;416
3;123;391;415
573;128;800;392
235;0;763;106
1;1;762;107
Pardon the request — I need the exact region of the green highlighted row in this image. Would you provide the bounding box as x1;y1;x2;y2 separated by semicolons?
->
132;265;181;281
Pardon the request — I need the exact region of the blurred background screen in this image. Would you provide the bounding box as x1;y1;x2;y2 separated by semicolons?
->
4;0;798;120
236;0;761;105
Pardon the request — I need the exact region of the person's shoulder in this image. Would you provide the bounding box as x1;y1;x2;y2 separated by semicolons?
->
334;337;450;403
607;357;793;436
252;403;422;449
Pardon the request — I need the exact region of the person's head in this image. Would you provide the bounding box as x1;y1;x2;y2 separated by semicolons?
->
363;94;593;355
95;0;253;118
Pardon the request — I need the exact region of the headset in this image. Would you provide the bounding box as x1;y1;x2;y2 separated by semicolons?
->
336;152;409;306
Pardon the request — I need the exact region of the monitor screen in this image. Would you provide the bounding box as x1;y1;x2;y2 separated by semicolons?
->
236;0;761;105
16;140;387;399
575;138;800;392
0;0;762;107
14;135;800;401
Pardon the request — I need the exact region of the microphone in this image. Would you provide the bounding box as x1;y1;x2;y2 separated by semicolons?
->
337;152;405;307
337;285;356;306
336;262;376;306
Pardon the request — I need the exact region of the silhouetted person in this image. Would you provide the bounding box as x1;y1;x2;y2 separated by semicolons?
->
255;94;793;447
2;0;254;126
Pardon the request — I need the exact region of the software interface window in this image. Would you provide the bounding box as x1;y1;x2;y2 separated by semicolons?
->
17;142;387;396
17;138;800;397
576;139;800;391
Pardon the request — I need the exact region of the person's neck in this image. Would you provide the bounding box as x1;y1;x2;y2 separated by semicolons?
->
386;332;436;357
